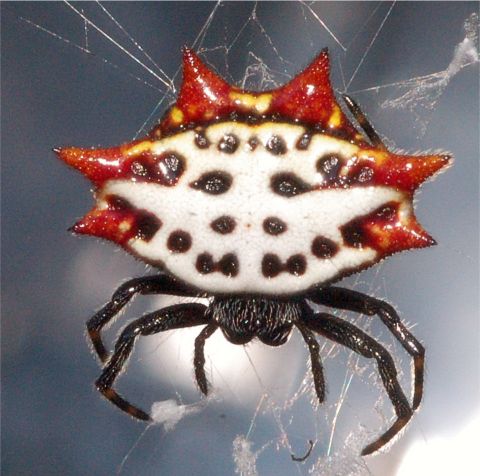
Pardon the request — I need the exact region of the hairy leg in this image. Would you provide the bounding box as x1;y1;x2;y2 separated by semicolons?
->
309;286;425;410
87;274;202;362
96;302;208;420
295;321;326;403
193;323;218;395
302;310;412;456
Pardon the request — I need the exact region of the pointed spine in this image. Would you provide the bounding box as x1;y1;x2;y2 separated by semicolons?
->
341;202;436;257
356;151;452;191
158;47;235;134
153;48;359;139
269;49;358;138
71;196;161;246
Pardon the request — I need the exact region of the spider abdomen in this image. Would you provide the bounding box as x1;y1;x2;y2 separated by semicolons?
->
58;49;448;297
60;119;445;296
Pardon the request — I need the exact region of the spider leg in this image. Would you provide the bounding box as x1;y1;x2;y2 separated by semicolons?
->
301;311;412;456
193;323;218;395
295;321;325;403
96;302;208;421
87;274;202;363
342;94;387;150
309;286;425;410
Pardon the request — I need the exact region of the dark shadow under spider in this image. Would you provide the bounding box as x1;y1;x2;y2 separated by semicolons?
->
87;274;424;457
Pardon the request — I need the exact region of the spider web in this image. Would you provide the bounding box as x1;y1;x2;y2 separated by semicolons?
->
18;3;478;476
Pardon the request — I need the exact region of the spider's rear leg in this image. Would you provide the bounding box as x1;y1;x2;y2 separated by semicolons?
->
87;274;200;363
302;311;413;456
296;322;325;403
194;323;218;395
310;286;425;410
96;302;209;420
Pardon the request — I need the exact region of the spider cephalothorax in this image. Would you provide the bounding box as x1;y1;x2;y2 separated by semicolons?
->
57;48;450;456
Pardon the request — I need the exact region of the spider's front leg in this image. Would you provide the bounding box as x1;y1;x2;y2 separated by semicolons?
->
309;286;425;410
301;310;412;456
87;274;200;363
342;94;387;150
96;303;209;420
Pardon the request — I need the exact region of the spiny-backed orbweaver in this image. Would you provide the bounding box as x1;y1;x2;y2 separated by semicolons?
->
56;48;450;456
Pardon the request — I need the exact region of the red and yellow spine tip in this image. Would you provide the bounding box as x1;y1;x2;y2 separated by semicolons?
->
154;47;359;139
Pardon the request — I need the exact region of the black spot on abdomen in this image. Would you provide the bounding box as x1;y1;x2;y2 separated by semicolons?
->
341;222;365;248
266;135;287;155
262;253;307;278
286;254;307;276
194;129;210;149
311;236;338;259
210;216;236;234
262;254;283;278
316;154;343;184
354;166;374;184
218;253;239;277
190;171;232;195
167;230;192;253
296;132;312;150
263;217;287;235
130;151;185;186
196;252;239;277
218;134;239;154
135;213;162;241
271;173;312;197
196;253;215;274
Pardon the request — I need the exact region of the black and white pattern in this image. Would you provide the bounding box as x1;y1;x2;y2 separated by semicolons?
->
100;122;409;294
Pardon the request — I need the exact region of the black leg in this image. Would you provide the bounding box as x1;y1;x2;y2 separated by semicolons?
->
296;321;325;403
291;439;314;462
193;323;218;395
309;286;425;410
87;274;202;363
96;303;208;420
342;94;387;150
301;311;412;456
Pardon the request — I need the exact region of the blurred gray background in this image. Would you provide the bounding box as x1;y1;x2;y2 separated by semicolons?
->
2;2;479;475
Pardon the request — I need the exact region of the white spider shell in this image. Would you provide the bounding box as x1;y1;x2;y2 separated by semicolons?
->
98;122;407;295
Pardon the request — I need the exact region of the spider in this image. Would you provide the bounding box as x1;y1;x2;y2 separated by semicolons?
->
56;47;450;456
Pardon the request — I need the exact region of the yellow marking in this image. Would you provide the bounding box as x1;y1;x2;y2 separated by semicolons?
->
203;109;215;120
119;221;131;233
370;224;392;250
126;141;153;157
170;106;184;124
339;155;359;176
328;104;342;128
230;92;272;114
97;200;109;211
398;201;412;222
359;149;389;165
339;165;349;176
